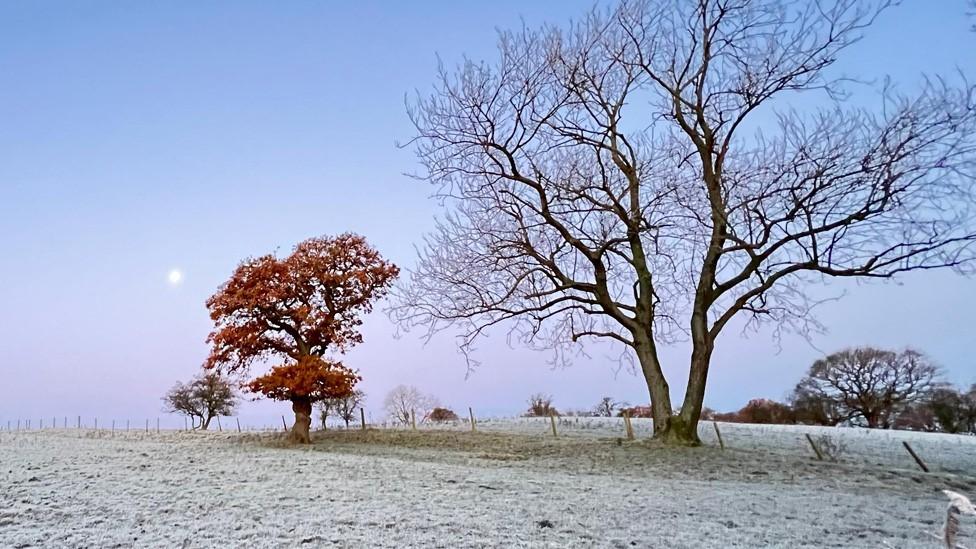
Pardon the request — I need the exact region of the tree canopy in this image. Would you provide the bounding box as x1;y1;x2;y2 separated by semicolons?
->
393;0;976;444
206;233;398;442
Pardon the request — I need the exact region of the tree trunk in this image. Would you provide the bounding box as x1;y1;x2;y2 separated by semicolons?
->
633;333;674;439
290;397;313;444
200;416;211;431
668;345;713;446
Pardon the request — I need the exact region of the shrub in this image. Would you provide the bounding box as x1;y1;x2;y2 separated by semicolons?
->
711;399;795;424
525;394;558;417
619;405;654;418
428;407;459;422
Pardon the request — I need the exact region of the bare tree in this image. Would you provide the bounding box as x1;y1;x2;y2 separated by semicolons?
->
525;393;558;417
391;0;976;444
793;347;939;428
383;385;439;425
320;390;365;429
162;372;237;430
594;396;625;417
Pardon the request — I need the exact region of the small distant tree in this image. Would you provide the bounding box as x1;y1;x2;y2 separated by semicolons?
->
924;385;976;434
594;397;626;417
791;384;850;426
162;372;237;430
967;385;976;433
893;402;937;432
525;394;558;417
320;389;366;429
383;385;439;425
428;407;459;422
793;347;940;429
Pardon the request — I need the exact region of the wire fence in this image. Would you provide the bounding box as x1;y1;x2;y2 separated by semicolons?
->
3;411;974;474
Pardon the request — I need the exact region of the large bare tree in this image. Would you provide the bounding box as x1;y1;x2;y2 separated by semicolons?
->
793;347;939;429
392;0;976;444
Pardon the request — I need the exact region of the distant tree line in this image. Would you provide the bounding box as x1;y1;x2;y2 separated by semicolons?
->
165;346;972;437
709;347;975;434
530;346;973;435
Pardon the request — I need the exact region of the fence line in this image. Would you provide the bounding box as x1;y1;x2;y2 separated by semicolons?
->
1;412;971;473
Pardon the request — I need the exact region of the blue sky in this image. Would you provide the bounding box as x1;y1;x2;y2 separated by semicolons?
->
1;1;974;427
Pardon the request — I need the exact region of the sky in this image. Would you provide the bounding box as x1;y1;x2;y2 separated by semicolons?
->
1;1;974;428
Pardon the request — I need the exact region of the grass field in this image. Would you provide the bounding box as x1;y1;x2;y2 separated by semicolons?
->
1;420;974;548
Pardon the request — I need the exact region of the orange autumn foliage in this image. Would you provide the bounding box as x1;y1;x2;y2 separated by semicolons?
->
204;233;397;443
247;357;360;402
205;233;399;375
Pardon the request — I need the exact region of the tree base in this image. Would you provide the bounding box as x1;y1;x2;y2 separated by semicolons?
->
289;398;313;444
653;416;702;446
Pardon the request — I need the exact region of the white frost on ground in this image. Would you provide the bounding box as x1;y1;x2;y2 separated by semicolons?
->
429;417;976;473
0;422;973;548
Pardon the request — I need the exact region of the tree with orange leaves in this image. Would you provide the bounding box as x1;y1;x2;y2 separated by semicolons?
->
205;233;398;443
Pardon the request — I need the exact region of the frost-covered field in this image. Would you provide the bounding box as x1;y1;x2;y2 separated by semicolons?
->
419;417;976;473
1;422;974;548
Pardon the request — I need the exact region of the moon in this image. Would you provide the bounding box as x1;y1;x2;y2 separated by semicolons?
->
167;269;184;285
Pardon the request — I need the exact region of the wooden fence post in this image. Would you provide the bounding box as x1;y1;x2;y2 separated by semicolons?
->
805;433;824;461
93;418;97;430
77;416;81;429
549;412;558;438
236;417;242;433
112;420;115;432
468;407;476;432
623;411;635;441
126;420;130;432
712;421;724;450
281;415;288;431
902;441;929;472
145;419;149;433
411;409;417;430
217;416;222;432
156;418;160;433
360;408;366;431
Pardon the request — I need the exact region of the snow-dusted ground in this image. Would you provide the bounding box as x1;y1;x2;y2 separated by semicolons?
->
1;422;974;548
417;416;976;473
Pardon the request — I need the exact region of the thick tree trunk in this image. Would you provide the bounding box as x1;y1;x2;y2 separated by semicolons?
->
290;397;313;444
667;308;715;446
200;416;210;431
633;333;674;439
668;346;713;446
